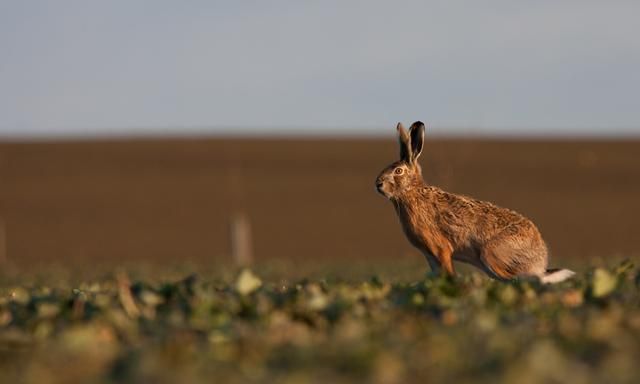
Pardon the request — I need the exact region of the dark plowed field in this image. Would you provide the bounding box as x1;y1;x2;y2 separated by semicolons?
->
0;138;638;266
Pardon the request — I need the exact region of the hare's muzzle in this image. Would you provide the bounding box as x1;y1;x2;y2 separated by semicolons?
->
375;180;385;195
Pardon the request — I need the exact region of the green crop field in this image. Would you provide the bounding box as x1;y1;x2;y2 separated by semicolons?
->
1;261;639;384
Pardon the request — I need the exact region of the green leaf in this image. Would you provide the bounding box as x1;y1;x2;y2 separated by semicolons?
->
9;287;30;305
235;269;262;296
591;268;617;298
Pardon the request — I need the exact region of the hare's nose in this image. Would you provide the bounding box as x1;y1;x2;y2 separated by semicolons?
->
375;181;384;190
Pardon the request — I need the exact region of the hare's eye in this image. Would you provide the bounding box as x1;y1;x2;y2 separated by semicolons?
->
394;167;404;175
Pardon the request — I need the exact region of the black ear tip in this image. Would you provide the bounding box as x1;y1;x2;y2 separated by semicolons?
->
413;121;425;128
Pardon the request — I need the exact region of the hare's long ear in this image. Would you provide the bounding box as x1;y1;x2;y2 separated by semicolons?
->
409;121;425;162
397;122;412;162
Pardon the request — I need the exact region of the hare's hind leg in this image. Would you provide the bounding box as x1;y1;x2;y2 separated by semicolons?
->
479;241;522;280
480;237;547;281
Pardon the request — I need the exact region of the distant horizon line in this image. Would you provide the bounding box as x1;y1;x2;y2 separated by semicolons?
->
1;125;639;142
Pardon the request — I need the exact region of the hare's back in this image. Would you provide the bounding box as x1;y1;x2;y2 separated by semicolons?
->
424;187;540;242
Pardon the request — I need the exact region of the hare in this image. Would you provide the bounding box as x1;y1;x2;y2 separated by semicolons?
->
375;121;575;283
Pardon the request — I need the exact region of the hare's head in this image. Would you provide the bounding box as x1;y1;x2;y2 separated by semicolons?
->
375;121;425;199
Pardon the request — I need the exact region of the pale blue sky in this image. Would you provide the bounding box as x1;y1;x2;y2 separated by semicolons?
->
1;1;639;138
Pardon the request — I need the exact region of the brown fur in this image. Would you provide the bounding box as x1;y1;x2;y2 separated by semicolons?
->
376;122;569;281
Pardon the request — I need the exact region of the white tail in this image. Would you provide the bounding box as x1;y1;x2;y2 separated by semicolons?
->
540;269;576;284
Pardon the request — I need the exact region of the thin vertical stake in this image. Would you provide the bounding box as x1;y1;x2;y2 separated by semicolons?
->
0;218;6;264
230;212;253;266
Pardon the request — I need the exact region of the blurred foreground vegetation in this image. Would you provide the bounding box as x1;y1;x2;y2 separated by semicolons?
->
1;260;639;384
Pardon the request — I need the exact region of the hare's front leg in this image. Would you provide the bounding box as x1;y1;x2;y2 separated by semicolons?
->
435;247;455;276
421;239;456;276
422;250;442;274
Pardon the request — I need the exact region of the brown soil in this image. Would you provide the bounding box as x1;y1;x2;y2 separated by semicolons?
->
0;138;638;267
